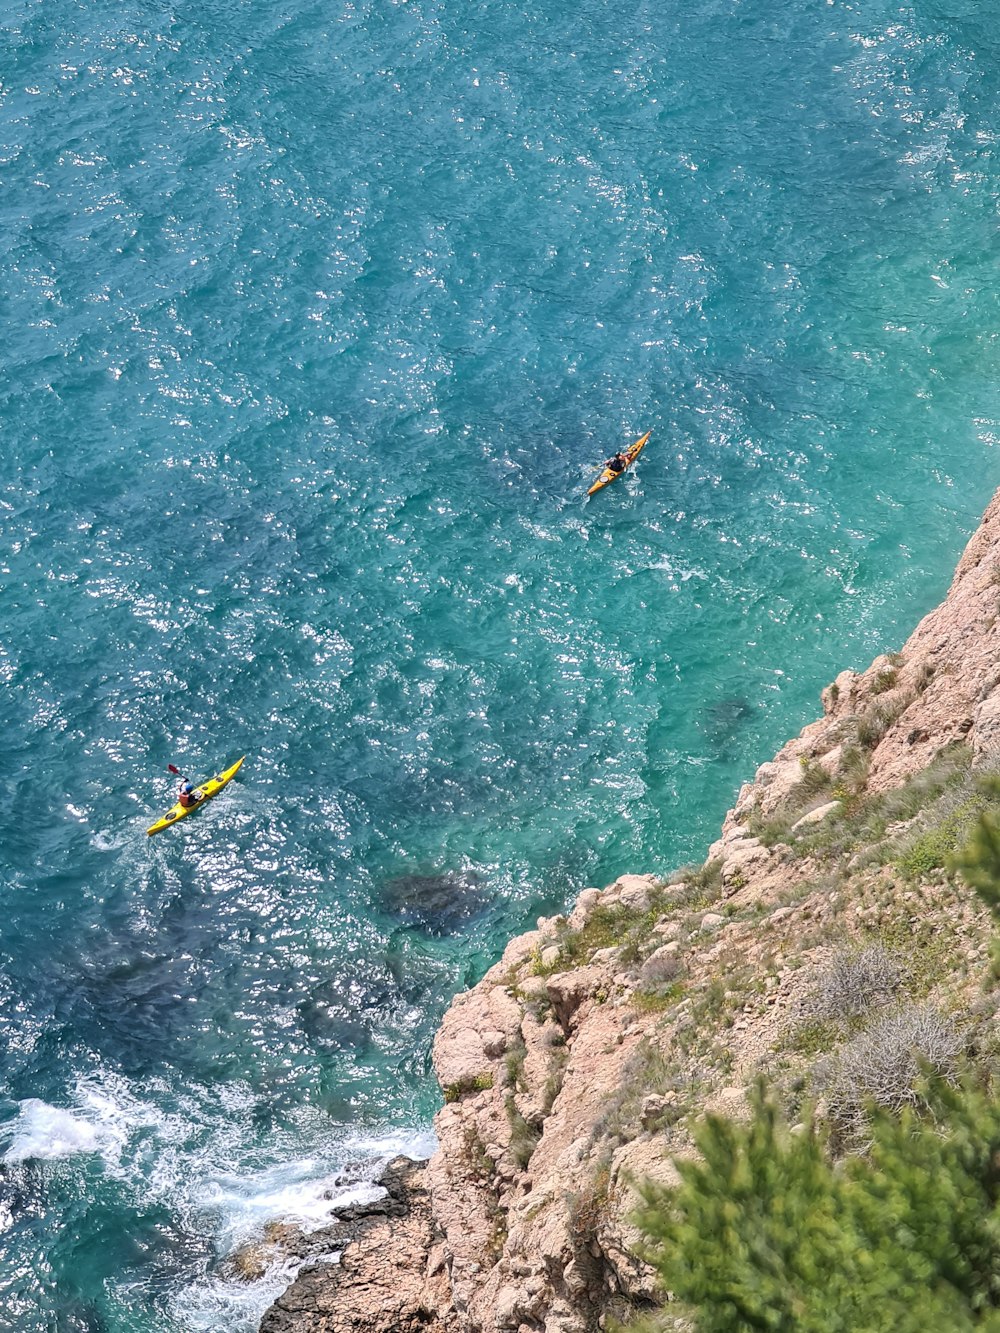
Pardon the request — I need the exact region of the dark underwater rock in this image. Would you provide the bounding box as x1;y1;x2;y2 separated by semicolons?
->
703;696;755;747
296;955;402;1052
381;870;485;935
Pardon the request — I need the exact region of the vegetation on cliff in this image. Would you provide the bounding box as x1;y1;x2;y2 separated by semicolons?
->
638;1076;1000;1332
633;799;1000;1333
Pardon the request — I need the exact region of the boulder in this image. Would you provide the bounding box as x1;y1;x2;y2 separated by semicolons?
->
606;874;658;912
789;800;841;832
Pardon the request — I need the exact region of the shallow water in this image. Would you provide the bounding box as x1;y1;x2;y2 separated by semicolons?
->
3;0;1000;1325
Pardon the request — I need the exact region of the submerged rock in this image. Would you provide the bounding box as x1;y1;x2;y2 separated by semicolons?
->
296;956;404;1053
702;695;755;747
381;870;487;936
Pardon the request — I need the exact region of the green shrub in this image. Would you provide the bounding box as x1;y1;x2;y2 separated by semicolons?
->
787;1016;843;1056
505;1094;542;1168
590;1040;689;1146
954;797;1000;978
796;756;834;798
857;698;907;749
837;742;870;791
443;1071;494;1103
504;1038;528;1092
638;1078;1000;1332
870;667;899;695
632;982;686;1015
552;888;674;971
914;659;936;694
789;743;972;866
955;791;1000;920
896;799;980;880
567;1158;612;1247
670;859;723;900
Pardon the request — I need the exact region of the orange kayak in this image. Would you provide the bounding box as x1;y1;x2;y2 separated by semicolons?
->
587;431;650;495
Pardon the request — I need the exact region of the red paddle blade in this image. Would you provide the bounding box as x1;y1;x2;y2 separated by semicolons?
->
167;764;181;775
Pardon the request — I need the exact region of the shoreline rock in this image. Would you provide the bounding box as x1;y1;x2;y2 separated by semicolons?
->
259;1157;456;1333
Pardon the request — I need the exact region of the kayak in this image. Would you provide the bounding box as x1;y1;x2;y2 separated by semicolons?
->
587;431;651;496
146;756;245;836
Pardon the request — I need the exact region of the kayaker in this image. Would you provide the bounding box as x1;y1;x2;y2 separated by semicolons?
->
178;778;202;808
607;451;629;473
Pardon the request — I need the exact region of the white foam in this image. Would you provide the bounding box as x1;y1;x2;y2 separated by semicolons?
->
199;1159;386;1243
3;1077;167;1166
169;1132;438;1332
348;1125;436;1162
90;829;127;851
194;1125;436;1252
8;1070;438;1332
168;1258;306;1333
4;1099;104;1163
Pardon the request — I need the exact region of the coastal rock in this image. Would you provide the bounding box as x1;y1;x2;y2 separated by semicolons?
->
545;965;608;1032
434;983;522;1093
720;837;769;887
602;874;658;912
861;492;1000;790
567;888;603;930
259;1158;454;1333
972;687;1000;768
789;800;841;832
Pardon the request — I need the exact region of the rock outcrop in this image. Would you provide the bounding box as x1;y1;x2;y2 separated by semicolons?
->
259;1157;456;1333
264;489;1000;1332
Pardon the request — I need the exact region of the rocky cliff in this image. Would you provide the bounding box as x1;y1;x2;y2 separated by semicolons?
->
263;489;1000;1333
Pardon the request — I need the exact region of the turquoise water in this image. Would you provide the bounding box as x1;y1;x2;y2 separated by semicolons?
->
3;0;1000;1325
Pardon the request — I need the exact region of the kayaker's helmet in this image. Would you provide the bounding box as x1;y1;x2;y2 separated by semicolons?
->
181;781;193;794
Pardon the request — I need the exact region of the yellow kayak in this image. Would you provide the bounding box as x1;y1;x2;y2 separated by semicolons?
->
146;757;245;836
587;431;651;495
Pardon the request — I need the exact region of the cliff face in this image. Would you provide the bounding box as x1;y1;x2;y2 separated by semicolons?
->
263;489;1000;1333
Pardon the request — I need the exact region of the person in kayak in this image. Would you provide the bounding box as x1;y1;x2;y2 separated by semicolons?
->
607;450;629;473
178;778;203;808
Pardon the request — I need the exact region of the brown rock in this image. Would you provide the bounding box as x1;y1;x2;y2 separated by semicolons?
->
545;965;608;1033
259;1159;454;1333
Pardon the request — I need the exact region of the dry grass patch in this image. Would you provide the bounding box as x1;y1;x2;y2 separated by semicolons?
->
815;1001;964;1146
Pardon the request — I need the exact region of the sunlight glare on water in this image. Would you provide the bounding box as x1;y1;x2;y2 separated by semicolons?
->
2;0;1000;1325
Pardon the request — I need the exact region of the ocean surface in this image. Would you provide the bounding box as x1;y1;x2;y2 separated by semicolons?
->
2;0;1000;1326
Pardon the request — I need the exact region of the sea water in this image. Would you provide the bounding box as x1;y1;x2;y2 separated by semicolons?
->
2;0;1000;1326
